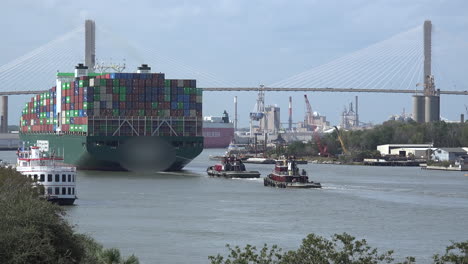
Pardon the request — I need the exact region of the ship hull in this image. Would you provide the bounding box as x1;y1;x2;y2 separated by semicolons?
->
202;127;234;148
20;133;203;171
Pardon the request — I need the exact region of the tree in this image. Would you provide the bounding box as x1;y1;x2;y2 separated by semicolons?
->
210;233;468;264
0;167;139;264
281;233;395;264
433;241;468;264
209;244;283;264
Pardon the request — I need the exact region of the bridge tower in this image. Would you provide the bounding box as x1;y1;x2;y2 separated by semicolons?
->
85;20;96;72
0;96;8;133
413;20;440;123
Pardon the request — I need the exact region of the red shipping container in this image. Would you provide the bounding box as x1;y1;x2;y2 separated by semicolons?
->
113;94;119;101
79;87;84;94
51;86;56;92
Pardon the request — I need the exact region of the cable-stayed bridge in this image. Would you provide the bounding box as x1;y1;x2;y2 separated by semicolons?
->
0;20;466;131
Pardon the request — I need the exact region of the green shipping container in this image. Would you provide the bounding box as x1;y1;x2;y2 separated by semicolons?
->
139;110;145;116
119;94;126;101
83;102;88;109
113;109;119;116
152;102;158;109
120;87;126;94
66;97;71;103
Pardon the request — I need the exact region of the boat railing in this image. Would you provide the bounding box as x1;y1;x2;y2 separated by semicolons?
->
20;165;76;172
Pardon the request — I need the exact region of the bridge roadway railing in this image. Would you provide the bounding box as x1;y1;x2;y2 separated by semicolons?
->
1;88;468;95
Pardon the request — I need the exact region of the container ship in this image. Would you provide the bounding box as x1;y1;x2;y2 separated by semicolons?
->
19;64;203;171
202;110;234;148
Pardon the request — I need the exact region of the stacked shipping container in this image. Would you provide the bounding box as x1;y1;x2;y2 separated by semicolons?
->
20;72;203;137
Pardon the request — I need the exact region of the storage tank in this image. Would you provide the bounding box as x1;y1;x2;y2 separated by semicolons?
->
425;95;440;122
412;95;425;123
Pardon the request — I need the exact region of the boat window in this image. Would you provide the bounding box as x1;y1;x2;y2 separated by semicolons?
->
22;162;27;166
62;174;66;182
55;174;60;182
68;187;71;195
68;175;71;182
47;187;52;194
72;188;75;195
33;174;38;181
47;174;52;182
62;187;66;195
55;187;60;195
40;174;45;182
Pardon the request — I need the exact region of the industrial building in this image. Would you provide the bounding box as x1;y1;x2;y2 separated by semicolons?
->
259;105;281;134
431;148;468;162
341;96;359;129
377;144;434;159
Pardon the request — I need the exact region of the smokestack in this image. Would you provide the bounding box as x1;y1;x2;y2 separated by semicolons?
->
461;114;465;123
355;96;359;127
288;96;292;131
85;20;96;72
234;96;238;131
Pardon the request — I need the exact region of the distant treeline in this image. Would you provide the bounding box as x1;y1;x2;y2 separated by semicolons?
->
277;121;468;159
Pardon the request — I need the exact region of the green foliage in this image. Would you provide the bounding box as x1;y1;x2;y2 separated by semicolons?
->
208;244;283;264
340;121;468;154
282;233;395;264
433;241;468;264
0;167;139;264
210;233;468;264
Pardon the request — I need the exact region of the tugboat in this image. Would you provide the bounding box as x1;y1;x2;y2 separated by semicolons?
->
207;156;260;178
264;157;321;189
16;146;77;205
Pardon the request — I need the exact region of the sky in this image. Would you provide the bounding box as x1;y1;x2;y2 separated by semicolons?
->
1;0;467;128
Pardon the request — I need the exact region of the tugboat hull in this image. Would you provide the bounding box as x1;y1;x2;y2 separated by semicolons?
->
264;176;321;189
206;167;260;178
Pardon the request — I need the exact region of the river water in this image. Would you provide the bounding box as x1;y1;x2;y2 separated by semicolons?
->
2;149;468;263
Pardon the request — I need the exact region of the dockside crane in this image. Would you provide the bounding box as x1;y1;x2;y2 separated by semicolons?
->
304;95;315;131
334;126;349;155
249;85;266;143
313;132;329;157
